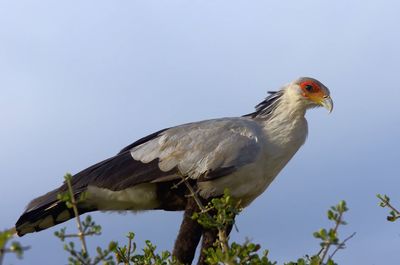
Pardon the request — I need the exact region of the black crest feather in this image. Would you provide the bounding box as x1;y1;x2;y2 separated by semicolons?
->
244;90;284;118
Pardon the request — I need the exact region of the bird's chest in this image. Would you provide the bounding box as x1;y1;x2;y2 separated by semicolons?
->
229;119;308;205
261;119;308;177
198;118;308;206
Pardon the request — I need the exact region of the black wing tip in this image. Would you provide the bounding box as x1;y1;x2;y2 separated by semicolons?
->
16;126;172;236
15;201;61;236
16;200;94;237
15;187;76;236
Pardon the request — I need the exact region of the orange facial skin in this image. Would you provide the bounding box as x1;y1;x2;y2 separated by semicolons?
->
299;81;328;104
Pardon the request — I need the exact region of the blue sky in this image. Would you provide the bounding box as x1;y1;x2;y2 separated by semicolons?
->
1;0;399;264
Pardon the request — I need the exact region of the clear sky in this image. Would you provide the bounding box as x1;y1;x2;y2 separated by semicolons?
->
1;1;399;264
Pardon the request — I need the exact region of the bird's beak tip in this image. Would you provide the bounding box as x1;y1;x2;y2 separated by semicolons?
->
321;96;333;113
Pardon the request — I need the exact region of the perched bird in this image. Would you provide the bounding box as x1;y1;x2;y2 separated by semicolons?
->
15;77;333;264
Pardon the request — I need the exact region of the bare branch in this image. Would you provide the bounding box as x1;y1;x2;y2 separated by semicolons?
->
178;174;206;212
329;232;356;261
65;175;89;256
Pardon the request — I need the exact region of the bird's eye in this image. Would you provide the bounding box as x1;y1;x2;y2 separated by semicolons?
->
305;84;314;92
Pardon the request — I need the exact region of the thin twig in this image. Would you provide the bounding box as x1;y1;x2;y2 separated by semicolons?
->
70;249;89;265
61;232;99;239
218;230;229;254
0;247;30;255
218;229;235;265
329;232;356;261
92;249;113;265
378;195;400;219
179;174;206;212
319;211;344;264
171;175;192;189
66;178;89;255
316;247;324;257
126;235;132;265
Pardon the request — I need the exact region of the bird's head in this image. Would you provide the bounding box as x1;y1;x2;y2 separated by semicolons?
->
249;77;333;119
290;77;333;113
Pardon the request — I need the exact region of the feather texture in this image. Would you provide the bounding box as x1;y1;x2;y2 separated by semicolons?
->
130;118;263;179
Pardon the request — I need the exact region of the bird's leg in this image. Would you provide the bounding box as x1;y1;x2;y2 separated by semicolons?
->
197;227;218;265
173;196;203;264
197;216;235;265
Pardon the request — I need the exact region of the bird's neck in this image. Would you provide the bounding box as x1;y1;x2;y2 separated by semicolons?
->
258;88;307;123
257;89;308;145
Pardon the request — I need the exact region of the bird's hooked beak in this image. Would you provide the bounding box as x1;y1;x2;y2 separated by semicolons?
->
321;96;333;113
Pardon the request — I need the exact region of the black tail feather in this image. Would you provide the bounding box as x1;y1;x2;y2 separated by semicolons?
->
16;189;95;236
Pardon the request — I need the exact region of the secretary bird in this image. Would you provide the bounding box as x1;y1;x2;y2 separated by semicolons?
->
15;77;333;264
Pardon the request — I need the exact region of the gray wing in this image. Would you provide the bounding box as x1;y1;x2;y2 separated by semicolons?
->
131;117;263;181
